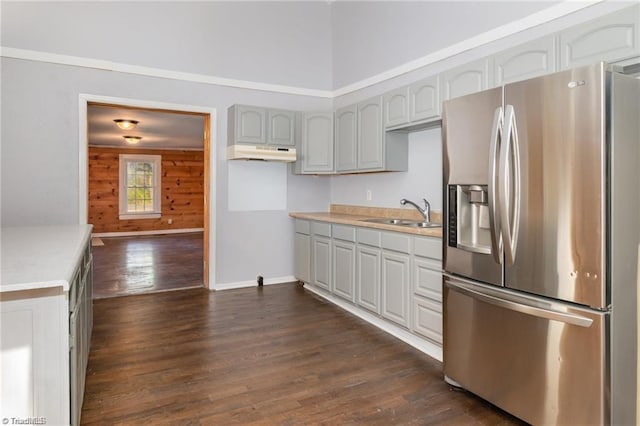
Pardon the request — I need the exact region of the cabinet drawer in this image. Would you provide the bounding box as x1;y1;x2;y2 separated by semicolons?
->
382;232;411;254
414;236;442;260
357;228;381;247
332;224;356;242
413;258;442;302
295;219;310;235
312;221;332;237
412;295;442;344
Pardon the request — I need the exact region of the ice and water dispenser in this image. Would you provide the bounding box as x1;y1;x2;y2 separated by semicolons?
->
448;185;492;254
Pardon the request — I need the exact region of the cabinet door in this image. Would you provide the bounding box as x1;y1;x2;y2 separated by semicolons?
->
267;109;296;147
560;5;640;70
312;236;331;291
302;112;334;173
335;105;358;172
235;105;267;144
383;87;410;129
294;233;311;283
494;36;558;85
442;59;492;101
332;240;356;302
356;246;381;313
357;96;384;170
409;75;441;122
413;258;442;302
381;251;410;327
412;295;442;344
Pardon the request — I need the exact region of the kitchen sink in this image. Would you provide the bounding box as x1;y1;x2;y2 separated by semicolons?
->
362;218;442;228
400;222;442;228
362;218;414;225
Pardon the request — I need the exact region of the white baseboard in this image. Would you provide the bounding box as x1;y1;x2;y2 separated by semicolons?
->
304;284;443;363
93;228;204;238
212;275;297;291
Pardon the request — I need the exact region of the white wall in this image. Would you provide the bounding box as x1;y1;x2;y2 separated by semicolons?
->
331;128;442;211
0;58;331;285
330;1;559;89
0;1;333;90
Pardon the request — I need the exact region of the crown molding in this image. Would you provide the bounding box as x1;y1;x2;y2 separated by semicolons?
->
0;46;334;98
0;1;603;99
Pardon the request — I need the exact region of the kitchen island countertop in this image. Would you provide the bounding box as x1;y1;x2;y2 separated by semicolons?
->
1;225;93;293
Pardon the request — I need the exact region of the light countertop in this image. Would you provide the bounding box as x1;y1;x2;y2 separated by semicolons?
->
289;212;443;238
1;225;93;293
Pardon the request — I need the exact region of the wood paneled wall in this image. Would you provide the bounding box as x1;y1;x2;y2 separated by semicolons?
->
88;147;204;233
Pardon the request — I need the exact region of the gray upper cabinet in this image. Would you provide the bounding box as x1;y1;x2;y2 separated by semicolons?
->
357;96;384;170
494;36;558;85
383;87;410;129
229;105;267;145
560;5;640;70
267;109;296;146
409;75;441;122
228;104;297;147
383;75;441;130
335;105;358;172
299;112;334;174
442;58;492;101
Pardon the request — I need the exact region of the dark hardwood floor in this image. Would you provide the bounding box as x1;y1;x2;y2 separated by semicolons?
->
92;232;203;299
81;283;525;425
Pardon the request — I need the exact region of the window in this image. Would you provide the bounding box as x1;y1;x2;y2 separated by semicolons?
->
119;154;161;219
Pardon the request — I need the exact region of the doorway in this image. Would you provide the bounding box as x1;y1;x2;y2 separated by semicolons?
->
78;95;216;293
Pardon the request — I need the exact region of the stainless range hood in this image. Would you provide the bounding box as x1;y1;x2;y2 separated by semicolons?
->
227;144;296;162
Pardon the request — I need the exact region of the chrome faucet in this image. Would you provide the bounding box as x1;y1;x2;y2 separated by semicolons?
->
400;198;431;223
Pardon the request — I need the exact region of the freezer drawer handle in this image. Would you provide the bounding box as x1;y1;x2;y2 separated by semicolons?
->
448;280;594;328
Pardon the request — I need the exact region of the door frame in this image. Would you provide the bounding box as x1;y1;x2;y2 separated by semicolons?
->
78;93;216;289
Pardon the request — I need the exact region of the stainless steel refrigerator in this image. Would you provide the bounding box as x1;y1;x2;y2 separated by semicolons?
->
442;62;640;425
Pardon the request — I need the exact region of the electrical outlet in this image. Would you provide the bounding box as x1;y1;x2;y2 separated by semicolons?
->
168;218;173;225
366;190;372;201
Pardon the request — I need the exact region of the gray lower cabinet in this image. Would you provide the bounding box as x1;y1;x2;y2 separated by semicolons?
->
356;245;381;314
332;224;356;301
312;222;332;291
381;251;411;327
411;236;443;344
332;240;356;302
294;220;443;348
380;232;411;328
294;220;311;283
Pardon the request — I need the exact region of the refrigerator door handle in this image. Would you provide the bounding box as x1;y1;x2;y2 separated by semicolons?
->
488;106;503;265
445;278;594;328
499;105;521;266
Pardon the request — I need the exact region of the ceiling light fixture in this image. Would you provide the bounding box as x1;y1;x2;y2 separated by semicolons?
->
123;136;142;145
114;119;139;130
